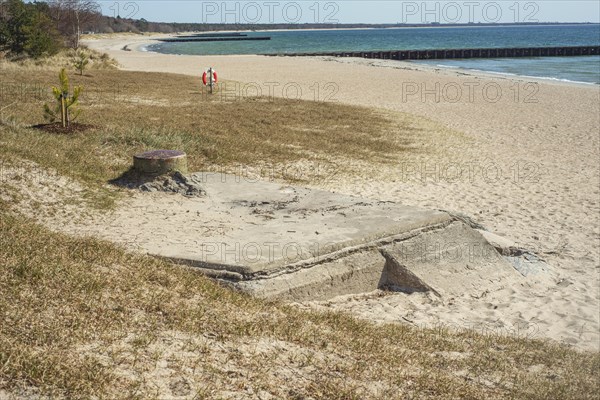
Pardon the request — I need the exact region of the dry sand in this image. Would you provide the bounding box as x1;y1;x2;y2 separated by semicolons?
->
76;35;599;350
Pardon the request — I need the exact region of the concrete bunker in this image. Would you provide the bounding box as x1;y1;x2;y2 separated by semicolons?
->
106;172;541;302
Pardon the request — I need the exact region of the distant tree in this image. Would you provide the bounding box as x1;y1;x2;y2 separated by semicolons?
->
0;1;9;47
0;0;62;58
135;17;148;31
1;0;29;54
23;10;63;58
48;0;101;48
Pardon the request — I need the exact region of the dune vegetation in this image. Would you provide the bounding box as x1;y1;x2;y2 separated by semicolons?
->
0;62;599;399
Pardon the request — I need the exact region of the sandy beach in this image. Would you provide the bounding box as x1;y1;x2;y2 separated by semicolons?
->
81;34;600;351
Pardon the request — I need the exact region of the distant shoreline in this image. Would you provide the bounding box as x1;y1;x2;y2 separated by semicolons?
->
83;33;598;88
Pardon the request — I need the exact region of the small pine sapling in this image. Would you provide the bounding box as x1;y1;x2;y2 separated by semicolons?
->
73;51;90;76
44;68;83;128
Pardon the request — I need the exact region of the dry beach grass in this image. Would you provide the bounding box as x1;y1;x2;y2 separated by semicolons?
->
1;200;599;399
0;42;599;398
0;66;447;208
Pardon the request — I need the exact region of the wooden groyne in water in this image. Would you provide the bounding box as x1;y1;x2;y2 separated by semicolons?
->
182;33;248;38
160;36;270;43
267;45;600;60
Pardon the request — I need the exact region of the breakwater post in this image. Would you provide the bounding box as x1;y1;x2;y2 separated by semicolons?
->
269;45;600;61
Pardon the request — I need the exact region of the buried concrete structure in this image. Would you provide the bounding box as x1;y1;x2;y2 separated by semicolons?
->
111;150;205;197
133;150;188;175
92;172;548;302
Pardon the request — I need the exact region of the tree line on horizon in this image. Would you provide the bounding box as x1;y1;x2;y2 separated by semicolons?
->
1;0;594;60
73;16;593;36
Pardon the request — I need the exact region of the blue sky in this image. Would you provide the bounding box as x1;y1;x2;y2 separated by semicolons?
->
96;1;600;24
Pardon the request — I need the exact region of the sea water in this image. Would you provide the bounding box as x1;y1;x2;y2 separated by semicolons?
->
148;24;600;84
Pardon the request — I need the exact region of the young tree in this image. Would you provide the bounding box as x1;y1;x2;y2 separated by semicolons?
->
72;50;89;75
44;68;83;128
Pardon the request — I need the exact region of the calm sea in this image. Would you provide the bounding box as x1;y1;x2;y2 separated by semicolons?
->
147;25;600;84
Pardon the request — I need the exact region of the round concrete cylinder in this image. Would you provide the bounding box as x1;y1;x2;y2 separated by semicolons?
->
133;150;188;175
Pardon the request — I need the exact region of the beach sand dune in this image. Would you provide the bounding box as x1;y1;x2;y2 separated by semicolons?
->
83;35;600;350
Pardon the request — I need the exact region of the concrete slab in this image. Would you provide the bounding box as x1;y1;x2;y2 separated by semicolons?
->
154;172;452;278
82;172;527;301
236;220;525;301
